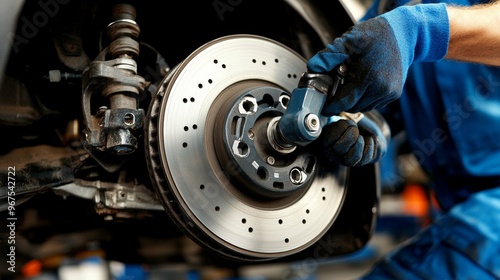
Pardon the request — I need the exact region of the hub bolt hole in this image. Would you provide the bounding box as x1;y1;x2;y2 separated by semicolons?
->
248;129;255;140
290;168;304;185
232;140;250;157
238;97;258;115
279;95;290;109
257;167;268;180
266;156;275;165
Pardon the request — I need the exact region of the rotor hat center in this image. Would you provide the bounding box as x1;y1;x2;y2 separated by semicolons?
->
215;86;317;198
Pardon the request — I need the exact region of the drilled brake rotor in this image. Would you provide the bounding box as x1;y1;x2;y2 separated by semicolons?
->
146;35;348;261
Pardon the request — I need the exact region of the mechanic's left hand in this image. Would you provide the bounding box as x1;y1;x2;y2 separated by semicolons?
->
320;110;390;167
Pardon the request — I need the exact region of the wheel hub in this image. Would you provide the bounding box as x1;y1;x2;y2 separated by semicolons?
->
214;86;316;198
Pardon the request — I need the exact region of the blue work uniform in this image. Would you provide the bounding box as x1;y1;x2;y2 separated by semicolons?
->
360;0;500;278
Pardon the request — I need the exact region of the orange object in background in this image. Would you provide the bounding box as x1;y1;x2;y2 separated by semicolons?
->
401;184;430;218
22;259;42;278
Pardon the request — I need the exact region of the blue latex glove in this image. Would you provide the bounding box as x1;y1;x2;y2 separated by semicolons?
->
308;3;450;115
320;111;390;167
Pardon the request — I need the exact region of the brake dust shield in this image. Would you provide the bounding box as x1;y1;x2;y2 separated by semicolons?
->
145;34;348;262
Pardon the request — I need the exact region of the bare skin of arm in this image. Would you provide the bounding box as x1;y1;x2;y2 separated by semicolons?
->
446;1;500;66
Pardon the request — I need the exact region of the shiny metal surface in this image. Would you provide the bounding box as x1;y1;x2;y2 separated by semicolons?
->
157;35;347;258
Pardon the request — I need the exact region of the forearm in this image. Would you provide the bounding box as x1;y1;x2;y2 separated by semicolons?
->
446;1;500;66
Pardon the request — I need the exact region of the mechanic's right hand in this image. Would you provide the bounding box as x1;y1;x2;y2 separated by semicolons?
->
308;3;450;115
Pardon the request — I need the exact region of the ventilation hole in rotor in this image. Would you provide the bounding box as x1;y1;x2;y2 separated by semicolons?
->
222;64;226;69
193;124;198;130
232;117;247;139
302;219;306;224
273;181;284;189
305;156;316;173
151;130;158;138
242;218;246;224
190;97;195;102
182;142;188;148
306;209;310;214
322;196;326;201
198;83;203;89
184;126;189;131
200;185;205;190
275;58;279;63
215;206;220;211
278;219;283;225
285;238;289;243
257;167;268;180
231;116;240;136
248;227;253;233
262;61;266;66
183;98;188;103
252;59;257;63
214;59;218;64
208;79;213;84
259;94;274;107
322;187;325;192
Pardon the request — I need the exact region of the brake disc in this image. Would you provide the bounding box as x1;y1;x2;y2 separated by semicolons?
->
145;34;348;261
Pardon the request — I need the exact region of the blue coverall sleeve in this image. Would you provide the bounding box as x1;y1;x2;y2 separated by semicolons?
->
361;188;500;279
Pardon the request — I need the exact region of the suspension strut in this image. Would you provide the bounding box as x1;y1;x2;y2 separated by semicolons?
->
81;3;146;171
